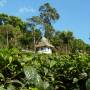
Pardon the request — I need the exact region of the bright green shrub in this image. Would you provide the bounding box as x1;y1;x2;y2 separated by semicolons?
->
0;48;89;90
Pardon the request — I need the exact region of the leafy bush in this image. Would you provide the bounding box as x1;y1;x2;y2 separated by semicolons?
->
0;48;90;90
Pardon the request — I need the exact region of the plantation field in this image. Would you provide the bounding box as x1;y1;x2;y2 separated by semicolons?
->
0;48;90;90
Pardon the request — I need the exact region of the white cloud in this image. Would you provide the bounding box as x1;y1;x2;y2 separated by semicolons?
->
19;7;36;13
0;0;7;7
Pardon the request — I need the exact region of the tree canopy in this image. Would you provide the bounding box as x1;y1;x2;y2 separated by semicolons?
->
0;3;90;54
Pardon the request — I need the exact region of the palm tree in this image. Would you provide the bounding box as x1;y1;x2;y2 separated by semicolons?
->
59;31;74;54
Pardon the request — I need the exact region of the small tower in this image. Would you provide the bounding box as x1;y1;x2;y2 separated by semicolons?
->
35;37;54;54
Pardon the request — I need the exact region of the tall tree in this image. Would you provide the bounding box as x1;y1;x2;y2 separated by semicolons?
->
39;3;60;39
72;39;86;53
51;31;74;54
26;17;42;51
60;31;74;54
0;24;15;48
9;16;25;31
0;13;25;31
0;13;26;48
26;20;37;51
0;13;9;25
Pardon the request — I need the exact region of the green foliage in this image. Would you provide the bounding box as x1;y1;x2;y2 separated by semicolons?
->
0;3;90;90
0;48;89;90
0;3;90;53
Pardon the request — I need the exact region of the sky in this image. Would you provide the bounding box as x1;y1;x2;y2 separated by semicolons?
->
0;0;90;44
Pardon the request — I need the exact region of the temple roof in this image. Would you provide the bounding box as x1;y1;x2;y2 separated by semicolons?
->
35;37;54;48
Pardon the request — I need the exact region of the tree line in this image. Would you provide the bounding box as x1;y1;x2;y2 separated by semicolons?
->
0;3;90;54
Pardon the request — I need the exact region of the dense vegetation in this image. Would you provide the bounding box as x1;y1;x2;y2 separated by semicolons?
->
0;48;89;90
0;2;90;90
0;3;90;54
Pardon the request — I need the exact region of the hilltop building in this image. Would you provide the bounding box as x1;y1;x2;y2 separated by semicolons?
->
35;37;54;54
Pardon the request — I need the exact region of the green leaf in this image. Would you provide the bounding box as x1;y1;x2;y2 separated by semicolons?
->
0;73;4;79
9;56;13;63
50;60;56;68
43;81;49;90
7;84;16;90
24;66;43;89
6;80;24;87
0;85;6;90
31;88;39;90
44;68;48;75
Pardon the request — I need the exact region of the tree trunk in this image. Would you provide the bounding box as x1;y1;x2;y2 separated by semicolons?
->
33;29;36;52
6;31;9;48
